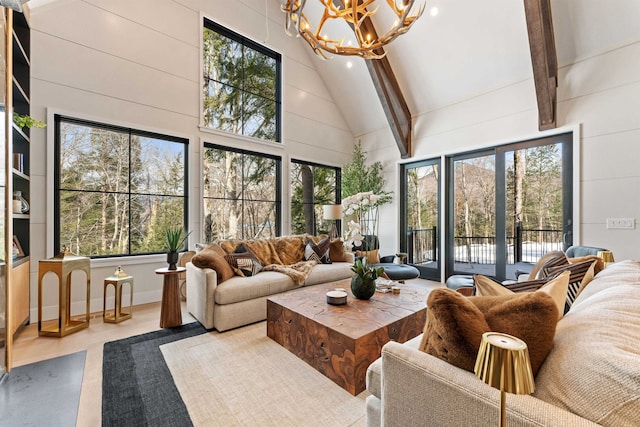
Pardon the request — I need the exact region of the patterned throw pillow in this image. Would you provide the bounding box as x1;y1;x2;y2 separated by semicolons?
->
304;237;332;264
543;259;597;312
224;250;263;277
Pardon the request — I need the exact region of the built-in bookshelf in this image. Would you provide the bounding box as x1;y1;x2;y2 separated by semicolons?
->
9;9;30;336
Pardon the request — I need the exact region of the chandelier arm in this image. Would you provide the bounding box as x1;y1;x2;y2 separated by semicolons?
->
282;0;425;60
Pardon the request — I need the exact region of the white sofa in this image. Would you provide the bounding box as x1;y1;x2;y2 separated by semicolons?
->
186;251;354;332
366;260;640;426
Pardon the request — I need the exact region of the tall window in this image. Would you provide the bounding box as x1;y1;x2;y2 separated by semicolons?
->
290;161;341;235
202;144;281;242
55;115;188;257
202;18;281;142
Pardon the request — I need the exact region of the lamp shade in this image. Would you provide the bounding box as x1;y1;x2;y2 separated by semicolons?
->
596;250;615;264
474;332;535;395
322;204;343;221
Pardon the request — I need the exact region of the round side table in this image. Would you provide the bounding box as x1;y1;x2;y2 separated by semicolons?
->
155;267;185;328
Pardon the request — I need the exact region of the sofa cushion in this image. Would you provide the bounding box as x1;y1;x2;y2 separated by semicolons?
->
534;261;640;426
419;289;491;372
190;243;235;283
356;249;380;264
214;271;297;305
542;258;597;312
224;250;263;277
329;239;348;262
469;293;559;375
304;262;354;286
304;237;331;264
474;271;570;320
420;288;558;375
530;250;569;280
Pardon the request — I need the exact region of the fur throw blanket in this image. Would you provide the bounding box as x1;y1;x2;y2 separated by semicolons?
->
262;260;318;286
218;236;308;266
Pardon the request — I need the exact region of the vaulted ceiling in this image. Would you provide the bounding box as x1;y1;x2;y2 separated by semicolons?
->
28;0;640;148
298;0;640;141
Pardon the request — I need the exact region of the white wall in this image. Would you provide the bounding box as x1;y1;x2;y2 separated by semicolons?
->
364;40;640;268
28;0;355;320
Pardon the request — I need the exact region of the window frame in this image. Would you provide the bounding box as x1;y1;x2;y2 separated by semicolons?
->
53;114;189;258
290;159;342;236
202;142;282;241
202;18;282;143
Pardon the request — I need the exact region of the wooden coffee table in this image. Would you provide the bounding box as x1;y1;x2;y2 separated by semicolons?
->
266;279;429;395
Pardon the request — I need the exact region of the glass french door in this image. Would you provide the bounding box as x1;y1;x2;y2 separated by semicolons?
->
446;133;573;282
400;158;440;281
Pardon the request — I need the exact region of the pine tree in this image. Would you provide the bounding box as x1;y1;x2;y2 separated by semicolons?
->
342;141;392;205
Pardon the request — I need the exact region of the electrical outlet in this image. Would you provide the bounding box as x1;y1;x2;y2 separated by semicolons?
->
606;218;635;230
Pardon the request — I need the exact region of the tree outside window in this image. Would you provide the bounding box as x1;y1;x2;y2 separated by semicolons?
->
290;161;340;236
202;145;280;242
55;116;188;257
202;19;281;142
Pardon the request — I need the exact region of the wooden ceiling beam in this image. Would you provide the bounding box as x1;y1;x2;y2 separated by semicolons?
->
524;0;558;131
360;17;413;159
330;0;413;158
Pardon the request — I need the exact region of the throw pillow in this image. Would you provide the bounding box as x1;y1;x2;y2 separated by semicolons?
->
190;243;236;283
474;271;570;320
329;238;347;262
542;259;598;312
419;288;558;376
529;250;569;280
304;237;332;264
224;250;263;277
568;254;605;275
469;292;559;375
419;288;491;372
355;249;380;264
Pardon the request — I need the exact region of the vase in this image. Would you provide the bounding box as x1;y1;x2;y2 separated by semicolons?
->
167;251;179;270
13;191;29;214
350;275;376;300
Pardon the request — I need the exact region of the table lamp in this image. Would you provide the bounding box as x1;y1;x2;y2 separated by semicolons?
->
322;204;343;239
474;332;536;427
596;250;615;268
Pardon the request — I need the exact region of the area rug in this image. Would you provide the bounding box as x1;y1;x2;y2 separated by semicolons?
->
102;322;207;427
161;322;368;426
0;350;86;427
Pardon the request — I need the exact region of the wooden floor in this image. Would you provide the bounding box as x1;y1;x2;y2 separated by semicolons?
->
11;278;442;427
12;301;194;427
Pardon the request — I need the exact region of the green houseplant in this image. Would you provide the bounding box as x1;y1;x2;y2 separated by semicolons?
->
13;113;46;130
165;227;191;270
350;257;385;300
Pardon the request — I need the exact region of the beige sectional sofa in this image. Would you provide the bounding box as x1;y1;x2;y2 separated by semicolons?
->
186;236;354;332
366;260;640;426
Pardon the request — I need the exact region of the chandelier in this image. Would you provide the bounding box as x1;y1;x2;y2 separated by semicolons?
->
282;0;425;60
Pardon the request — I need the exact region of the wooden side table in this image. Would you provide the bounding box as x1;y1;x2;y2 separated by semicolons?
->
155;267;185;328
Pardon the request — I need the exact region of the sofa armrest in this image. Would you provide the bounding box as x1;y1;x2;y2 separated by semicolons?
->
380;341;599;427
186;262;218;329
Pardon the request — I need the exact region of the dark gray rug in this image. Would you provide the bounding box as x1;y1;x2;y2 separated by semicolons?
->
101;323;207;427
0;350;86;427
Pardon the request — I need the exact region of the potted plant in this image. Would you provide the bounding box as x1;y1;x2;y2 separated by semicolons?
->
13;113;46;130
350;257;385;300
165;227;190;270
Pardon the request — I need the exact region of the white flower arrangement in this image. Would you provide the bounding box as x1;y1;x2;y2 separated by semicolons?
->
341;191;382;250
